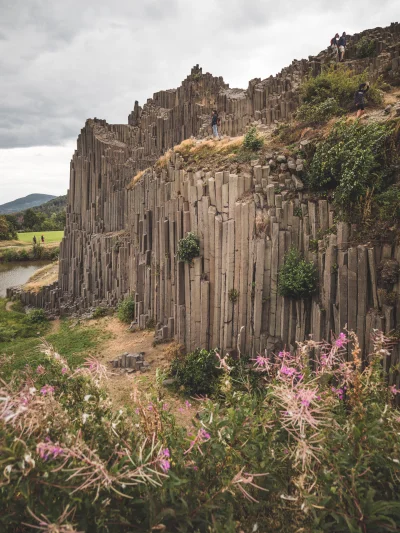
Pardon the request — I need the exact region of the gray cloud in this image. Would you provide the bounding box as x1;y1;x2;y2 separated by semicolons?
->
0;0;397;151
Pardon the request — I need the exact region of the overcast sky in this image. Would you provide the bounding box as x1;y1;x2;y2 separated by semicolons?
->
0;0;398;203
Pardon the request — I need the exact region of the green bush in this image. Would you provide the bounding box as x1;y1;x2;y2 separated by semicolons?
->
170;348;221;395
92;306;109;319
356;36;376;59
117;295;135;323
297;97;340;124
297;65;382;124
242;126;264;151
307;120;397;209
278;247;318;299
25;308;47;324
375;185;400;223
177;232;200;263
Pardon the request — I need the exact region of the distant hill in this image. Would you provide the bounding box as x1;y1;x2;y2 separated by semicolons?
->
0;194;56;214
29;195;67;217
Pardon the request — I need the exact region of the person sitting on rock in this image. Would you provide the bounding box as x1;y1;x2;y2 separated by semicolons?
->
33;235;37;245
354;82;369;118
211;110;220;139
330;33;339;61
338;32;347;62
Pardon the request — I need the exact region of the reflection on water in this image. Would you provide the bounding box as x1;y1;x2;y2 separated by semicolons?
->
0;261;50;298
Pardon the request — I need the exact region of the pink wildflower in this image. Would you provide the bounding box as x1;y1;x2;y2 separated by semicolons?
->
335;332;348;349
278;350;291;358
390;385;399;396
61;367;68;375
280;365;297;377
185;400;192;409
162;448;170;457
36;365;45;375
162;403;169;411
160;459;170;472
40;385;55;395
199;428;210;440
37;441;64;461
184;427;211;455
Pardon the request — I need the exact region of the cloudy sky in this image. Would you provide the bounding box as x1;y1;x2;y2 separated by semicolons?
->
0;0;398;203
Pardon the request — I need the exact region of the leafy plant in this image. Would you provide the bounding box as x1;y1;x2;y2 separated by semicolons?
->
307;120;397;210
242;126;264;151
25;308;47;324
177;232;200;263
170;348;221;395
117;295;135;323
228;289;239;303
356;36;376;58
278;247;318;299
297;97;340;123
92;306;109;319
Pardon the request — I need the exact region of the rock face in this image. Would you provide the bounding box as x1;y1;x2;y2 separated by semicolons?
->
8;24;400;377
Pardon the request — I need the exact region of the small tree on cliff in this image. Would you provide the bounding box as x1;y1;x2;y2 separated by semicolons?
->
278;248;318;299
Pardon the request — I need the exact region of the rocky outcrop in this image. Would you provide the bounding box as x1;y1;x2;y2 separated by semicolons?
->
9;23;400;380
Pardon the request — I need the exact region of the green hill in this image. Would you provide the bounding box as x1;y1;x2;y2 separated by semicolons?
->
0;194;56;214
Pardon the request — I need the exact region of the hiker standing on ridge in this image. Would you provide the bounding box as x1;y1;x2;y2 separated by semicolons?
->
355;82;369;118
33;235;37;245
330;33;339;61
338;32;347;62
211;110;220;139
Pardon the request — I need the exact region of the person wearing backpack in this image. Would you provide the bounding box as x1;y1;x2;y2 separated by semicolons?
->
354;82;369;118
330;33;339;61
211;110;220;139
338;32;347;62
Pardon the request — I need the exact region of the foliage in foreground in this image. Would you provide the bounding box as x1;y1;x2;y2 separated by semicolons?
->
297;66;382;124
1;329;400;532
278;247;318;299
307;119;399;213
242;126;264;152
117;295;135;323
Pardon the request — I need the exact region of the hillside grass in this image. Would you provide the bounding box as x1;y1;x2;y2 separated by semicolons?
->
0;298;110;381
17;231;64;243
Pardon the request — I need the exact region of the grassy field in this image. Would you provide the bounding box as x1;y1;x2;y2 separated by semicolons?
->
17;230;64;243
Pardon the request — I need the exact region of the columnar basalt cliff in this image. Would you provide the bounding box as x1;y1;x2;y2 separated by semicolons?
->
9;24;400;375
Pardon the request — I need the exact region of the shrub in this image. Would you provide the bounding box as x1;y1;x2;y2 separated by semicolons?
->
278;247;318;299
356;36;376;59
297;65;382;124
92;306;109;319
117;295;135;323
170;348;221;395
297;97;340;124
242;126;264;151
25;308;47;324
375;185;400;223
307;120;397;209
177;232;200;263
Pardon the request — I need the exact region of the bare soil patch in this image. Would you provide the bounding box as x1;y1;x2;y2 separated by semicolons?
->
95;317;198;426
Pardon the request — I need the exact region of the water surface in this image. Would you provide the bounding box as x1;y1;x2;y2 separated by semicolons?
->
0;261;50;298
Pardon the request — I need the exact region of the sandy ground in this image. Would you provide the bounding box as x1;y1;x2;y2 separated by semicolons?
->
23;262;59;292
94;316;198;426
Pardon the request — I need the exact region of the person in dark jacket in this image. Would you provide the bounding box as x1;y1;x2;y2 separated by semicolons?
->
354;82;369;118
330;33;340;61
33;235;37;245
211;110;220;139
338;32;346;62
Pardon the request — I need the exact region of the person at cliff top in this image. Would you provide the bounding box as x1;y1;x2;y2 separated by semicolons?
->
354;82;370;118
330;33;340;61
338;32;347;62
33;235;37;245
41;235;45;243
211;110;220;139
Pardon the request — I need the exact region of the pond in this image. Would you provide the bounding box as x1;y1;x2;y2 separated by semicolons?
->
0;261;50;298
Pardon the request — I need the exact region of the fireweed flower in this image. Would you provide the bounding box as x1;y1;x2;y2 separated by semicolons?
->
40;385;55;395
335;332;348;349
184;427;211;455
185;400;192;409
61;367;69;375
37;441;64;461
159;448;171;472
36;365;45;375
390;385;399;396
253;354;271;372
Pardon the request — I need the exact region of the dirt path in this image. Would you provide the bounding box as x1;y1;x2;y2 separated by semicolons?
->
95;317;198;426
